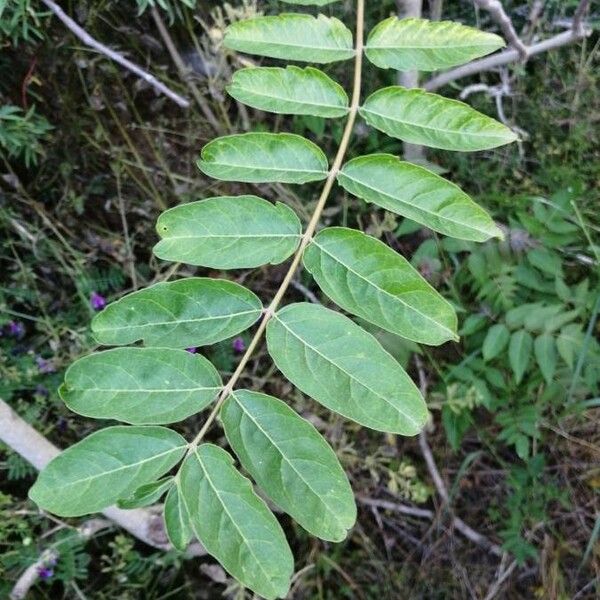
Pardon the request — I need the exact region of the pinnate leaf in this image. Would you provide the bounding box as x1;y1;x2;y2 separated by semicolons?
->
29;426;187;516
227;66;349;118
303;227;457;345
534;333;557;384
164;484;193;551
360;87;517;151
180;444;294;600
337;154;502;241
365;17;504;72
60;348;221;425
482;324;510;361
197;133;328;184
509;330;533;384
266;303;428;435
118;477;173;509
224;13;354;64
92;278;262;348
154;196;301;269
221;390;356;542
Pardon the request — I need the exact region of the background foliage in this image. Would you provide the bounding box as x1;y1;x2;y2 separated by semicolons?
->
1;0;598;598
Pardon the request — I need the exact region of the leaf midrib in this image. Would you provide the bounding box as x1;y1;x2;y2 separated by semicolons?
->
231;84;349;112
273;315;420;429
312;239;455;339
230;392;346;533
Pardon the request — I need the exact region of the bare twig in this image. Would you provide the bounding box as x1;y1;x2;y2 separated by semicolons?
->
40;0;190;108
483;559;518;600
473;0;528;58
149;7;221;130
0;399;205;555
573;0;591;35
425;26;591;91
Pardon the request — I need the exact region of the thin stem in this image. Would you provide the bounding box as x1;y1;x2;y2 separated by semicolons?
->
188;0;366;450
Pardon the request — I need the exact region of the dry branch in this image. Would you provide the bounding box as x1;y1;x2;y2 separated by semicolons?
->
40;0;190;108
473;0;528;57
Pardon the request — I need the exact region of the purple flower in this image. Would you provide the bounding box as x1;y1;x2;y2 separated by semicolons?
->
36;356;56;374
232;337;245;353
6;321;25;339
37;566;54;580
185;347;197;354
90;291;107;311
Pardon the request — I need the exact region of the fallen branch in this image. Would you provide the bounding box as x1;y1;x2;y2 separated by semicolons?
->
425;25;591;91
0;399;205;555
40;0;190;108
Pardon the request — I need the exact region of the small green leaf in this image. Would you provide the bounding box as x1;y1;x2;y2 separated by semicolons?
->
360;87;517;151
224;13;354;64
29;426;187;516
221;390;356;542
266;303;428;435
303;227;457;345
337;154;502;241
482;324;510;361
180;444;294;600
197;133;328;184
365;17;504;72
60;348;221;425
92;278;262;348
534;333;557;384
164;484;193;551
227;67;349;118
154;196;301;269
508;330;533;384
556;324;583;370
117;476;173;509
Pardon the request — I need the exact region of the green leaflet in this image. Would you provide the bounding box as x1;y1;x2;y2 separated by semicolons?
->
224;13;354;64
227;66;349;118
266;303;428;435
509;330;533;384
180;444;294;600
221;390;356;542
164;484;193;551
154;196;302;269
534;333;557;384
29;426;187;516
117;477;173;509
197;133;328;184
482;323;510;361
60;348;222;425
365;17;504;72
91;278;262;348
303;227;457;345
360;87;517;151
337;154;502;241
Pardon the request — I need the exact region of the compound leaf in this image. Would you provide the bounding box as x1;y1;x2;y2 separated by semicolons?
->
92;278;262;348
266;303;428;435
29;426;187;516
534;333;557;384
365;17;504;72
337;154;502;241
509;330;533;384
117;476;173;509
227;66;349;118
482;324;510;361
164;484;193;551
197;133;328;184
154;196;302;269
303;227;457;345
224;13;354;64
221;389;356;542
360;87;517;151
60;348;221;425
180;444;294;600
